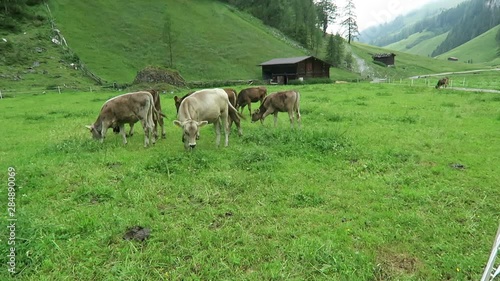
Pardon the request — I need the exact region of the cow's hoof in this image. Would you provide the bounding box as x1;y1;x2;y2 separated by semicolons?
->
162;134;166;139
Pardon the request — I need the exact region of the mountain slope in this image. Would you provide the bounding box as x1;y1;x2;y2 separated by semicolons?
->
359;0;467;44
362;0;499;61
48;0;307;83
437;24;500;65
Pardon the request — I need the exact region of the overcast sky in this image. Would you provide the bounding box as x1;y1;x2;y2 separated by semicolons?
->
330;0;436;33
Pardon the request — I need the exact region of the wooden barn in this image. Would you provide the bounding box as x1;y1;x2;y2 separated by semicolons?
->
372;53;396;66
259;56;330;84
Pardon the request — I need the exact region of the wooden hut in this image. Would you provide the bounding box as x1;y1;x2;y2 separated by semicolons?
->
259;56;330;84
372;53;396;66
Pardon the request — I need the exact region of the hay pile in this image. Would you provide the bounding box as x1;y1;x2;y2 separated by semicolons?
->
133;66;186;87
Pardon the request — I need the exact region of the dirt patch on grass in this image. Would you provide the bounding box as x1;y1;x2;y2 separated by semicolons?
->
374;249;421;280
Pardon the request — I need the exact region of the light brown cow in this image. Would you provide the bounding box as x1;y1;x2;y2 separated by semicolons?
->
173;88;242;150
251;90;301;128
174;88;242;134
236;86;267;116
435;77;449;89
86;91;155;147
113;89;165;140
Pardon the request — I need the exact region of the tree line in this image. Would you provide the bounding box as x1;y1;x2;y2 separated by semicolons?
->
218;0;358;69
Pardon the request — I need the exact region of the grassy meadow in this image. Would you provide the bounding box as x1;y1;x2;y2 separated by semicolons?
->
1;82;499;280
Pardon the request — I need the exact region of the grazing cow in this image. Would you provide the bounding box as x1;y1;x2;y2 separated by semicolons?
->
174;88;241;133
86;91;155;147
113;89;166;140
173;88;242;150
435;77;449;89
236;86;267;116
251;90;301;128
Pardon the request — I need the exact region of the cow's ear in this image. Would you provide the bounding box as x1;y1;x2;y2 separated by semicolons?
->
174;96;179;102
173;120;182;127
198;121;208;127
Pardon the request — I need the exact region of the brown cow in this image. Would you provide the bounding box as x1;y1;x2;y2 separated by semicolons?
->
435;77;449;89
87;91;155;147
174;88;241;133
113;89;165;140
173;88;242;150
251;90;301;128
236;86;267;116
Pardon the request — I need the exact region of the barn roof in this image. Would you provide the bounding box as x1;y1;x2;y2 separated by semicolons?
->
372;53;396;58
259;56;314;66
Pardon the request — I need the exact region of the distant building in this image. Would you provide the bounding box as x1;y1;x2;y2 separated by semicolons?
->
259;56;330;84
447;57;458;61
372;53;396;66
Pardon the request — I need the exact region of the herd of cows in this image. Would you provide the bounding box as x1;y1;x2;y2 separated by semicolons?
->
86;86;302;150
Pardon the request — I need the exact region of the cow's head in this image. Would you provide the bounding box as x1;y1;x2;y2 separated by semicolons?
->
251;109;263;123
173;119;208;150
85;124;102;139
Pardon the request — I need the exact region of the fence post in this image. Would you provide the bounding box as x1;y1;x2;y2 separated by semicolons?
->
0;90;2;99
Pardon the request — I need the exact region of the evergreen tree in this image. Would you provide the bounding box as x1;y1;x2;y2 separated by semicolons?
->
162;13;176;68
325;34;335;65
315;0;337;36
340;0;359;44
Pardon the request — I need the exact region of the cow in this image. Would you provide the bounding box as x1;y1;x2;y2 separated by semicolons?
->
236;86;267;116
174;88;241;133
86;91;155;147
112;89;166;140
435;77;449;89
251;90;301;129
173;88;242;150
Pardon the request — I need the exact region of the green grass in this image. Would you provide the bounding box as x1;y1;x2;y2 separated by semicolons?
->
48;0;306;83
1;83;499;280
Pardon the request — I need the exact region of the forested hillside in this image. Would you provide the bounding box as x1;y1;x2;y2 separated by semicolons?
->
362;0;500;58
219;0;337;52
359;0;466;44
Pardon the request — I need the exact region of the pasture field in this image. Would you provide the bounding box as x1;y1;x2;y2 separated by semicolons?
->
1;83;499;280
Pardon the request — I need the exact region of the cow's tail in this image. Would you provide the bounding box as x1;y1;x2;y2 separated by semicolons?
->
228;100;245;122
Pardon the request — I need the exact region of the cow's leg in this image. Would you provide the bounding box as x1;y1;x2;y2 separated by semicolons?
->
273;112;279;127
119;124;128;144
159;116;166;139
100;124;109;143
140;119;150;147
128;123;135;137
296;108;302;128
214;118;221;147
247;103;252;117
288;110;295;129
222;114;230;147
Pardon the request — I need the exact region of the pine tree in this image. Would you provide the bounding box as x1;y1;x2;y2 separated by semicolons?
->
340;0;359;44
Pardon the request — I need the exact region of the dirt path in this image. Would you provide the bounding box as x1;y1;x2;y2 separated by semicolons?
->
408;68;500;79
